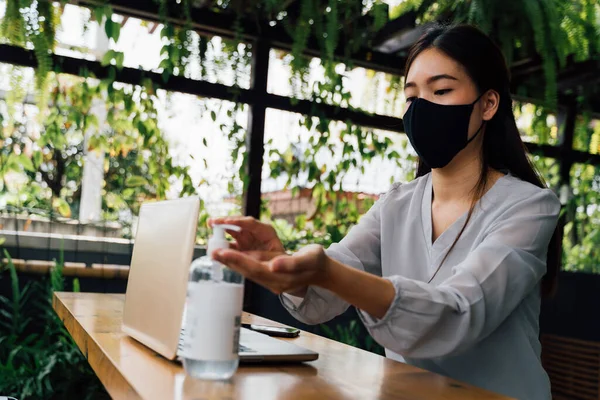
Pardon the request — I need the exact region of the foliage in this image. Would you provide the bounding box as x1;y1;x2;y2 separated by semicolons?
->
0;0;396;217
0;249;109;399
563;163;600;273
393;0;600;104
319;318;385;356
0;0;59;108
573;113;600;153
0;70;197;222
514;102;560;146
266;121;405;238
517;104;600;275
3;0;593;241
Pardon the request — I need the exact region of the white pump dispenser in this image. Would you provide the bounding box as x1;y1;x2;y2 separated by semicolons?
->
206;224;241;281
180;223;245;380
207;224;241;256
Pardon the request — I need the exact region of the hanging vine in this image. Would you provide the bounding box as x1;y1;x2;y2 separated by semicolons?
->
394;0;600;105
1;0;58;111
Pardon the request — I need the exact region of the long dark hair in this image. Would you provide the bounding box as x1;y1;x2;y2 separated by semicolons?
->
405;24;562;297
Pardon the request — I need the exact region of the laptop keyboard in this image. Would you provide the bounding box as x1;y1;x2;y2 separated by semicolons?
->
178;328;255;354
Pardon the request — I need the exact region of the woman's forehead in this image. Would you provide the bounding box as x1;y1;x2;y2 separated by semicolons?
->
406;48;468;83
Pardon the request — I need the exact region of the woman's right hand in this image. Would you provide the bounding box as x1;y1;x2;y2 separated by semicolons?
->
207;216;285;261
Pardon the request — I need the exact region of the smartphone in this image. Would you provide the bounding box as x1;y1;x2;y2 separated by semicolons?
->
242;323;300;338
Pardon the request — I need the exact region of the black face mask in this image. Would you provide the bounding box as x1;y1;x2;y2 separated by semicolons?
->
403;94;485;169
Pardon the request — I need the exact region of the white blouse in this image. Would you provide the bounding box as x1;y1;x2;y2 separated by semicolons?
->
281;173;561;400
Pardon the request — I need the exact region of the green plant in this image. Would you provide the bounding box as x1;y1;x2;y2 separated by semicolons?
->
573;112;600;153
0;71;197;221
0;249;109;399
0;0;58;108
562;163;600;273
319;318;385;356
514;102;560;146
394;0;600;105
0;0;394;210
264;117;415;248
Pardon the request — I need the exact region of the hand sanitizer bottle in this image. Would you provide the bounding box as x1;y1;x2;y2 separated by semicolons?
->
181;224;245;380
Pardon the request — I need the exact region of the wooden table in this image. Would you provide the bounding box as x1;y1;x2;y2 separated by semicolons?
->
53;292;512;400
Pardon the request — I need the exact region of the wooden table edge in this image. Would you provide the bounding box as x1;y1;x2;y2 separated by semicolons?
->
52;292;515;400
53;292;142;399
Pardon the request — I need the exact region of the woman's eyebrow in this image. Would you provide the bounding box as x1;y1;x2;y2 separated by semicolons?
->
405;74;459;89
427;74;458;84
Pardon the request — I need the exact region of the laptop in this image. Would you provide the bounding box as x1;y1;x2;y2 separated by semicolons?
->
122;197;318;363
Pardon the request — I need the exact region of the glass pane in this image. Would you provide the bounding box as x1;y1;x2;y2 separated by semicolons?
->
51;4;252;88
0;64;246;243
261;108;415;250
514;102;559;146
267;50;405;118
562;163;600;273
159;94;247;244
160;94;247;209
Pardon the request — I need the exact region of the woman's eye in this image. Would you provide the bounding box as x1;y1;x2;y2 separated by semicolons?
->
434;89;453;96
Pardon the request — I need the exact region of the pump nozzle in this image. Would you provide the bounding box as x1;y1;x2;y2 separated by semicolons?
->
208;224;241;256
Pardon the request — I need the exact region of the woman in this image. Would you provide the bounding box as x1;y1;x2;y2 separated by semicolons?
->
209;24;561;400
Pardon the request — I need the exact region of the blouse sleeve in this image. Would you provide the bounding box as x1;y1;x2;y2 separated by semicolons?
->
356;189;561;359
279;183;400;325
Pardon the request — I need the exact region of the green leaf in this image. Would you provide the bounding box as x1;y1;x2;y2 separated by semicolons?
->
158;58;171;70
18;154;35;172
100;50;115;66
107;65;116;82
142;78;155;95
125;176;149;187
115;52;124;69
104;19;113;41
295;214;306;230
320;324;334;338
387;150;400;160
111;21;121;43
313;182;325;202
6;154;22;173
87;135;101;152
210;111;217;121
53;198;71;218
202;138;208;147
104;5;113;20
160;25;170;39
93;6;105;24
72;278;80;293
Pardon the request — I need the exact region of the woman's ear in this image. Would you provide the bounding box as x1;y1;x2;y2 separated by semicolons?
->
482;89;500;121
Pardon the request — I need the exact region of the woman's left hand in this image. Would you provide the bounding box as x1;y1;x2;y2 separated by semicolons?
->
211;244;330;295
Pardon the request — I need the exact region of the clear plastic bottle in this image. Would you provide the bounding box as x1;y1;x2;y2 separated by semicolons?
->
181;224;245;380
